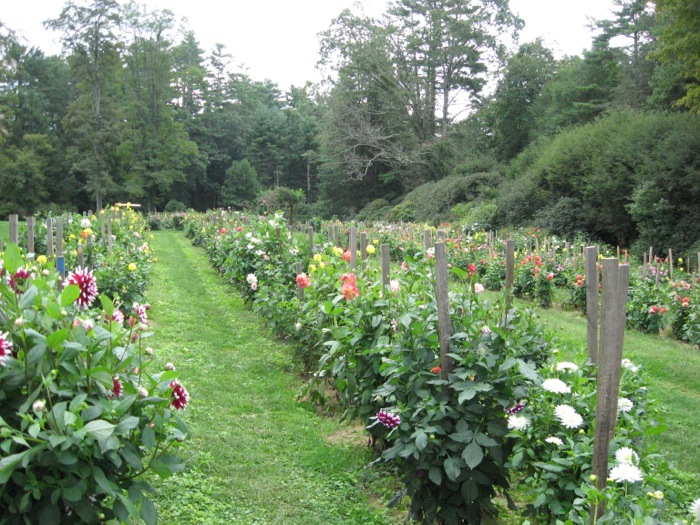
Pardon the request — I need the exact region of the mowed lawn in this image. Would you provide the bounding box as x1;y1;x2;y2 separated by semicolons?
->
144;230;401;525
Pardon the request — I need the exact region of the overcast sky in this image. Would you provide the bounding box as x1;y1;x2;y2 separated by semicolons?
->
2;0;617;90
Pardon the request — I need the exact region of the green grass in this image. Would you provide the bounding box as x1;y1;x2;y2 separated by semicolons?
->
145;231;403;525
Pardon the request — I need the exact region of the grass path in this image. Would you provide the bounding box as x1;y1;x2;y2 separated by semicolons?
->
145;231;398;525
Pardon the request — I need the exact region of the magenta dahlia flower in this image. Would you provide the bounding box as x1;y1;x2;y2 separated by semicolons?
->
376;409;401;430
132;303;148;324
169;380;189;410
64;267;98;309
9;268;31;293
0;331;13;365
111;377;123;397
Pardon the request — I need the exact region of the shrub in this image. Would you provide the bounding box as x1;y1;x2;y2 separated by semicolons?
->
0;244;189;525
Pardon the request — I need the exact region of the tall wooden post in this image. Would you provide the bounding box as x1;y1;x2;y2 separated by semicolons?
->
435;242;452;379
381;244;390;288
591;259;629;521
26;217;35;256
350;227;357;271
668;248;673;279
55;217;65;277
307;226;314;254
47;218;54;258
505;239;515;308
9;214;19;244
423;230;432;251
585;246;599;364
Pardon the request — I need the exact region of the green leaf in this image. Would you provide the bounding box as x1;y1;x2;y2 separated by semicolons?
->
149;454;185;478
84;420;116;440
115;416;140;435
457;387;476;403
93;466;116;496
0;450;31;483
99;294;115;318
415;430;428;452
463;441;484;469
62;485;82;502
45;300;63;319
475;432;497;447
60;284;80;307
142;425;156;449
444;456;462;481
517;359;539;382
449;430;474;443
141;495;157;525
428;467;442;486
3;243;21;274
46;329;69;350
19;286;38;309
533;492;547;508
461;479;478;503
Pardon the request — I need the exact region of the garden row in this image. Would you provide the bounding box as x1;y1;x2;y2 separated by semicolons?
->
180;210;699;525
0;209;189;525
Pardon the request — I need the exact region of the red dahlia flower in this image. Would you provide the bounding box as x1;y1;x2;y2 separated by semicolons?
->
64;267;98;309
376;409;401;429
296;273;311;289
169;380;190;410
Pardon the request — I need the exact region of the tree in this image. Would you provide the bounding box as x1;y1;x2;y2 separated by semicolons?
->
45;0;125;210
652;0;700;112
492;39;556;160
221;158;261;208
387;0;523;137
118;4;198;211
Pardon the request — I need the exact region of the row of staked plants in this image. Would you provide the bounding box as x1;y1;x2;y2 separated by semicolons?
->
1;209;190;525
316;221;700;346
180;210;699;525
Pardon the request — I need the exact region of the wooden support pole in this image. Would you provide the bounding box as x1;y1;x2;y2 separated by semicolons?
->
591;259;629;521
668;248;673;279
423;229;432;251
435;242;452;380
77;246;84;268
307;227;314;254
47;219;54;258
9;214;19;244
585;246;599;364
505;239;515;307
381;244;390;288
26;217;35;256
350;227;357;271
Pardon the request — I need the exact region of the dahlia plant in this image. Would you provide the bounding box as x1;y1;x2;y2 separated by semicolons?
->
0;244;189;525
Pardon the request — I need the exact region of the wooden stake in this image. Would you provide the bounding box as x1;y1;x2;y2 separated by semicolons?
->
9;214;18;244
381;244;390;288
585;246;599;364
435;242;452;379
26;217;35;256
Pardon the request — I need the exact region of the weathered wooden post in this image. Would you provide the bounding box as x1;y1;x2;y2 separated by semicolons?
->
56;217;65;278
585;246;599;364
350;227;357;271
307;226;314;254
435;242;452;380
47;218;54;258
436;230;445;242
9;214;19;244
77;245;84;268
668;248;673;280
423;229;432;251
505;239;515;308
381;244;390;288
590;258;630;521
26;217;35;256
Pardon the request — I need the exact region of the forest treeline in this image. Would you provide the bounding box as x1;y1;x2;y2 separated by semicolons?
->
0;0;699;254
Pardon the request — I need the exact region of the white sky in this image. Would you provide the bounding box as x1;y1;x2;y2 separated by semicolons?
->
2;0;617;90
